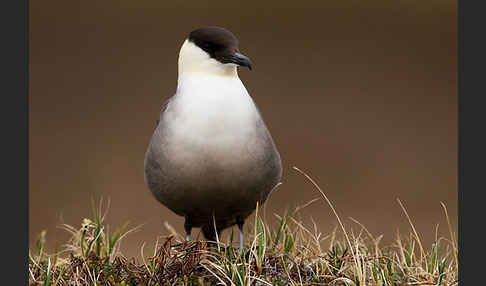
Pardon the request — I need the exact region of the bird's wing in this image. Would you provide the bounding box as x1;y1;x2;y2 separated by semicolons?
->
155;97;173;126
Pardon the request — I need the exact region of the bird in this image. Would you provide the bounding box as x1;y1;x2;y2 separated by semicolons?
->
144;26;282;249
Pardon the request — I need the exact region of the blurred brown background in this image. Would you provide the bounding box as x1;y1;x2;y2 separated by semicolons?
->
30;0;457;258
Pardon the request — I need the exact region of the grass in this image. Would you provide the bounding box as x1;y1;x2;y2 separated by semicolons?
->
29;168;458;286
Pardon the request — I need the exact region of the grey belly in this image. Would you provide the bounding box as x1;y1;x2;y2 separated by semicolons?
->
144;124;282;229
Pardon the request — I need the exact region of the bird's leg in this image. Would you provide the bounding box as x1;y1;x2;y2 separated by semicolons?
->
184;215;192;241
236;216;245;250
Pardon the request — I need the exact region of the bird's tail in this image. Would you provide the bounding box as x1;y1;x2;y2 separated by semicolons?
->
201;224;220;243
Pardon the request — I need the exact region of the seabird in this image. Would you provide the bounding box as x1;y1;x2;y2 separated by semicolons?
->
144;26;282;249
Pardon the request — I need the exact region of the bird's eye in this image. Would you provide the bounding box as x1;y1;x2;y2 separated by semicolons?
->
206;42;224;52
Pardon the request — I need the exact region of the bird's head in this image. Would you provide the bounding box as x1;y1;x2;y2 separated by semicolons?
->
178;26;252;77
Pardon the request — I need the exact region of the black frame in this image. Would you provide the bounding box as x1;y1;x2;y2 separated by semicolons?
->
4;0;482;283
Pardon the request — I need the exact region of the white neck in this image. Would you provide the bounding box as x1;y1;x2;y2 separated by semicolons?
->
177;39;238;78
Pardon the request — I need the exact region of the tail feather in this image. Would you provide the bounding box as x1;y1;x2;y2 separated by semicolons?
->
201;224;220;242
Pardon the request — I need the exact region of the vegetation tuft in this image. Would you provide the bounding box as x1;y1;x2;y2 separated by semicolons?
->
29;168;458;285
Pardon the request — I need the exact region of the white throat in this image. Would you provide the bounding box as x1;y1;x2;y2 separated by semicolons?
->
178;39;238;78
167;42;260;170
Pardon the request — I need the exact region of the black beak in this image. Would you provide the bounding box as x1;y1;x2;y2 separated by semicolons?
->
232;52;252;70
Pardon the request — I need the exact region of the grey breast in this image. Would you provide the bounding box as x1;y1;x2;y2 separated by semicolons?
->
144;97;282;229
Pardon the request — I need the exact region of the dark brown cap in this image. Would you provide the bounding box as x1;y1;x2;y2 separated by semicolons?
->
188;26;252;70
